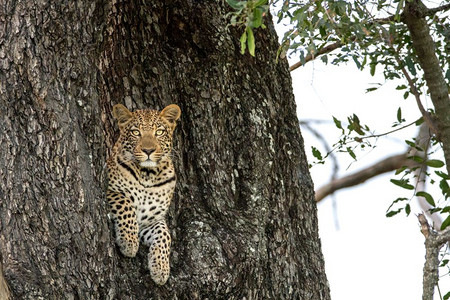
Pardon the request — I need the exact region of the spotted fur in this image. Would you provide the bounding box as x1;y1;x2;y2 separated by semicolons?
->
107;103;181;285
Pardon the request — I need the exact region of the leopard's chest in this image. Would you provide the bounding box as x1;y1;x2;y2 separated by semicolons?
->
129;181;175;226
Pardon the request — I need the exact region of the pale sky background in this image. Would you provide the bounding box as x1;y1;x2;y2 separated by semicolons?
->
275;28;450;300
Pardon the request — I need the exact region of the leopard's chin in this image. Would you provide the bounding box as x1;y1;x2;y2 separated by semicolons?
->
140;160;158;168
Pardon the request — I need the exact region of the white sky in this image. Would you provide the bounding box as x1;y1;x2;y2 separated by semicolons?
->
268;3;450;297
288;59;450;299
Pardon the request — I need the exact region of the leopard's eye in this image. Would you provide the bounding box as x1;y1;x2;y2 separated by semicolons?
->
131;129;141;136
155;129;165;136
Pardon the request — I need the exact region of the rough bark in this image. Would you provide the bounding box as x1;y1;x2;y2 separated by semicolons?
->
0;0;330;299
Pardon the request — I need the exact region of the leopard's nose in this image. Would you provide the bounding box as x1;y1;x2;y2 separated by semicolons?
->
142;148;155;156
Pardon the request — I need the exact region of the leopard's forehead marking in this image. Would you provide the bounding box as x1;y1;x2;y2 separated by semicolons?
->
133;109;160;131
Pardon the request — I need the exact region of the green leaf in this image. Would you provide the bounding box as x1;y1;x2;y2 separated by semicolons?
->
319;26;327;38
440;179;449;198
333;116;342;129
366;87;378;93
443;290;450;300
348;114;365;135
429;207;442;214
386;208;402;217
240;31;247;54
416;191;435;207
409;155;424;163
252;8;263;28
390;179;414;190
425;159;445;168
415;117;424;126
352;56;362;69
405;140;416;148
435;171;450;180
311;146;323;160
386;197;408;211
441;214;450;230
370;63;376;76
347;147;356;160
405;56;417;76
405;204;411;216
396;107;402;123
227;0;246;10
247;27;255;56
395;166;408;175
405;140;424;151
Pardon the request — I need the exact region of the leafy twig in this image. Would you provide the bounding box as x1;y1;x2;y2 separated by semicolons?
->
289;40;346;72
393;55;440;140
288;3;450;72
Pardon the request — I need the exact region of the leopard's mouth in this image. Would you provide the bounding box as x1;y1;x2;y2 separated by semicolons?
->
134;151;162;168
140;159;158;168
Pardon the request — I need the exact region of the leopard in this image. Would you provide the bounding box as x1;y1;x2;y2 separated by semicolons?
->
106;103;181;285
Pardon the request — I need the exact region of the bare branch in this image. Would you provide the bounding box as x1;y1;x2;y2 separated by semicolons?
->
418;213;431;238
434;227;450;245
410;124;442;227
315;153;412;202
418;214;450;300
289;41;344;72
426;3;450;15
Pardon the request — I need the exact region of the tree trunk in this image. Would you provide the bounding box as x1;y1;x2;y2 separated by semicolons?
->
0;0;330;299
403;0;450;175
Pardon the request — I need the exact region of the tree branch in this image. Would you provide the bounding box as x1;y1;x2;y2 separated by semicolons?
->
404;0;450;176
289;41;344;71
394;56;440;139
417;214;450;300
315;122;432;203
402;68;432;128
408;124;443;228
288;2;450;72
315;153;412;202
426;3;450;16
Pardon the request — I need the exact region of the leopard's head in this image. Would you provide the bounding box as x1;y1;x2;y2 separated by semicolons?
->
112;104;181;168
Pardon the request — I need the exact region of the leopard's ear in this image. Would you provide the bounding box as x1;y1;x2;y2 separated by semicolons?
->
160;104;181;128
113;104;133;128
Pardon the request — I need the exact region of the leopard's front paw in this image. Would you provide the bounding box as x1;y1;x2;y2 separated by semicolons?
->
148;248;170;285
117;235;139;257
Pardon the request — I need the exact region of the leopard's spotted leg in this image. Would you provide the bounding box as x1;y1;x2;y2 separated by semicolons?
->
107;189;139;257
139;219;171;285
